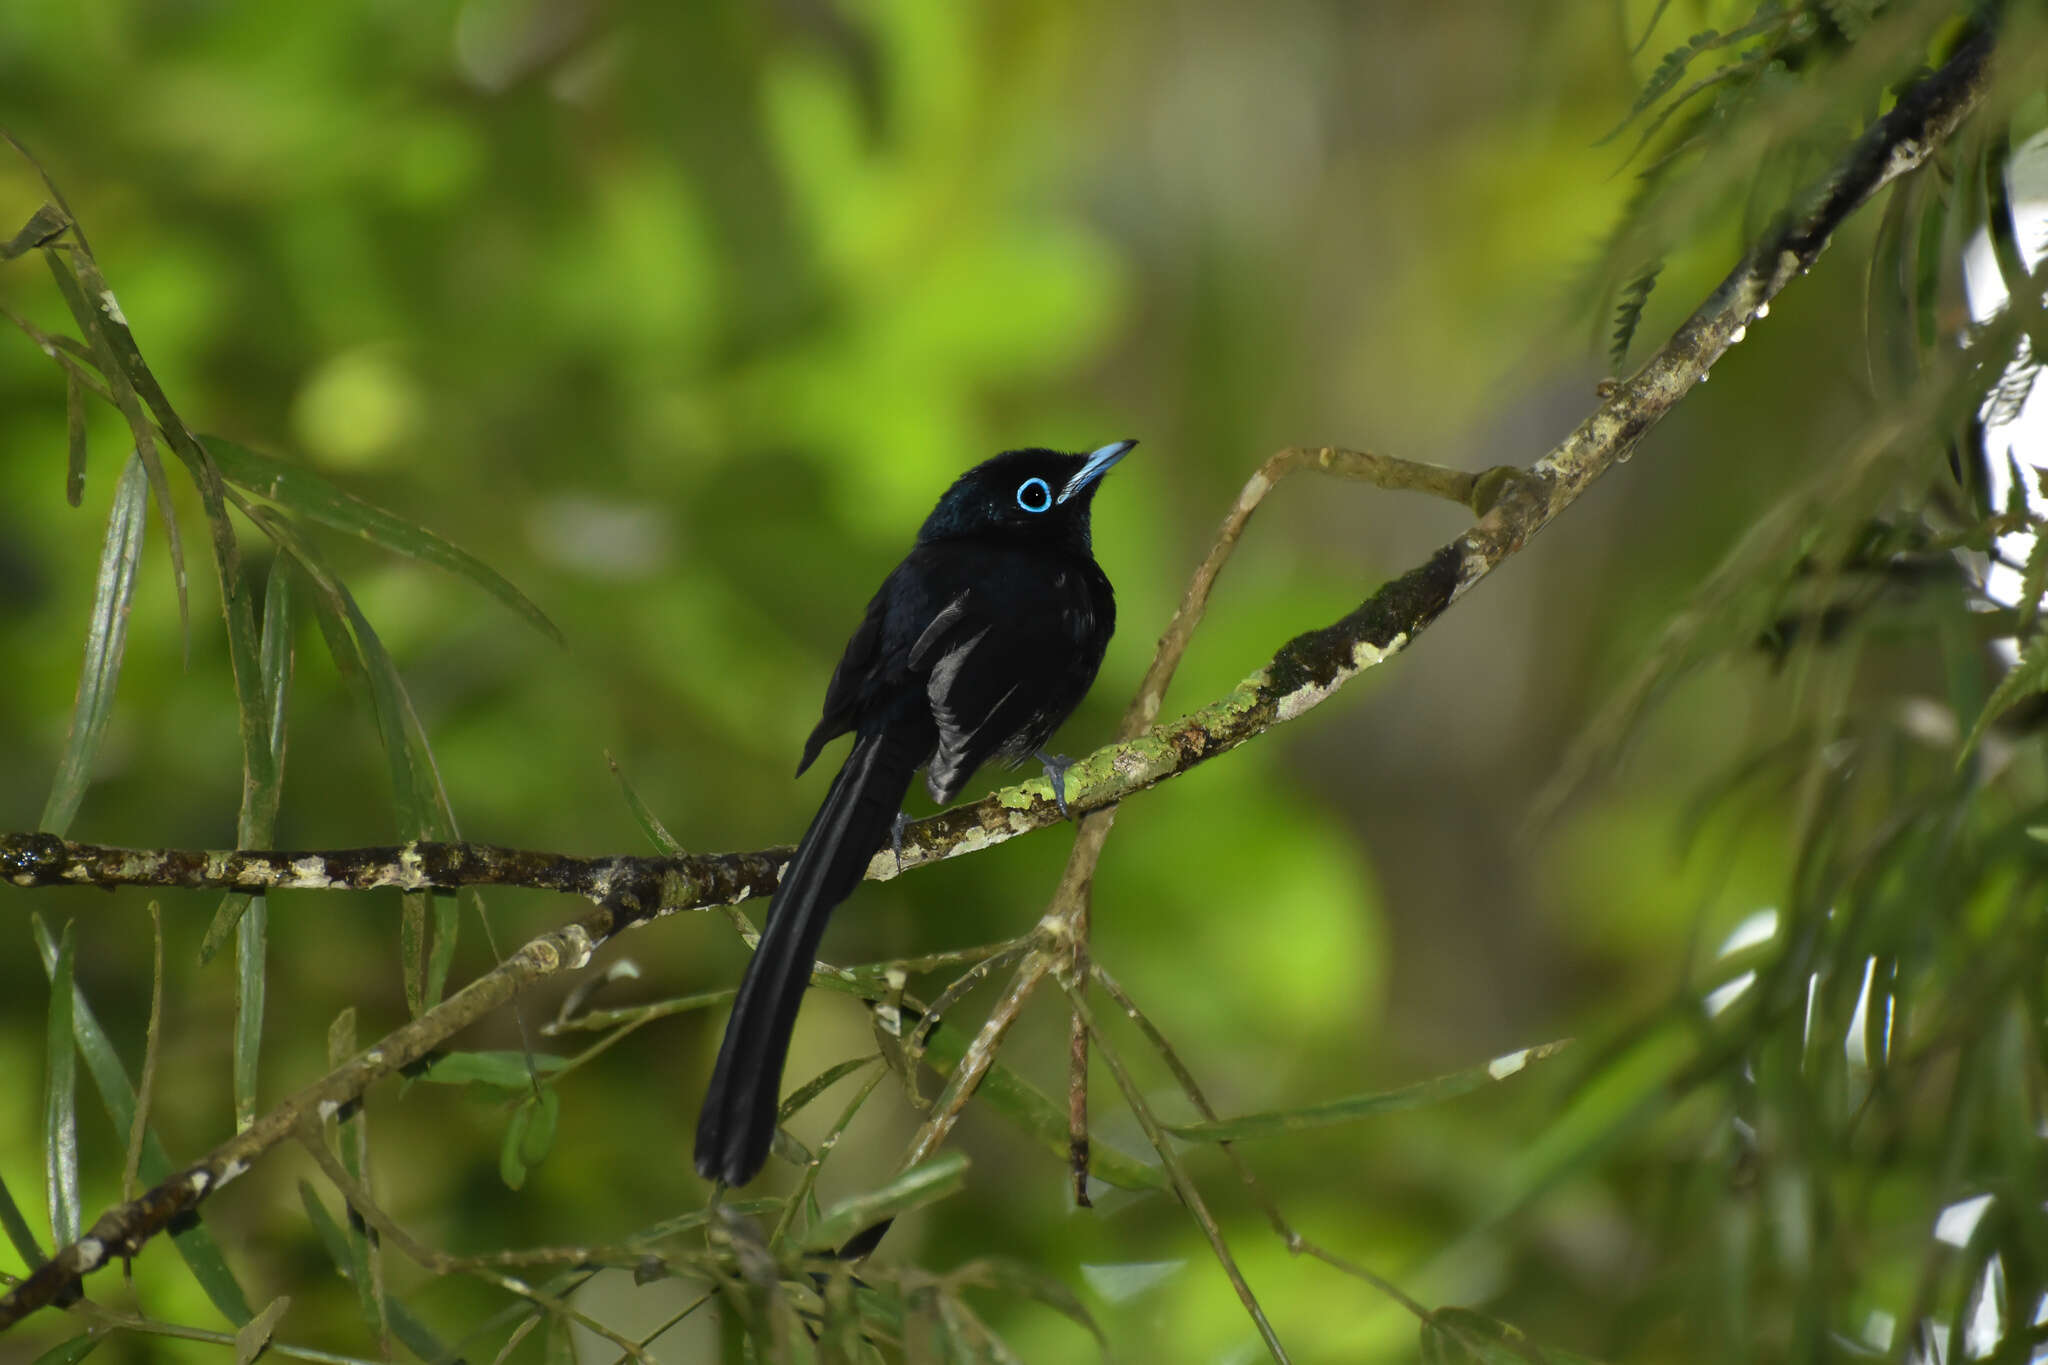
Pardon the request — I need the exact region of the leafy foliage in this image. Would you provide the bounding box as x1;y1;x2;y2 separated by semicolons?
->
5;4;2048;1363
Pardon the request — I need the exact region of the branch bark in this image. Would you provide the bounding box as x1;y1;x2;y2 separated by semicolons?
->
0;23;1996;1330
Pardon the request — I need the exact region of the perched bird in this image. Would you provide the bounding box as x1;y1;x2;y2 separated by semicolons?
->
694;439;1136;1187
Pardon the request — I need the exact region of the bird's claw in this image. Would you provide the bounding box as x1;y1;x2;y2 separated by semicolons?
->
890;811;911;873
1035;750;1074;819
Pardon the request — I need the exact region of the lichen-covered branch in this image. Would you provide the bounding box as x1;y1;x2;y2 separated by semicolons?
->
0;24;1996;1331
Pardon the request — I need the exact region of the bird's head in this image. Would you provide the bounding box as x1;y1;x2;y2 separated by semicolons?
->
916;440;1137;550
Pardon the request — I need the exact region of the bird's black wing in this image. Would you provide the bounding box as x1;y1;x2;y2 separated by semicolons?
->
796;577;891;777
905;547;1109;804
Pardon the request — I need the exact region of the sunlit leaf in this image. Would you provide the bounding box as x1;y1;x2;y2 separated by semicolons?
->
40;452;147;836
42;919;80;1248
42;249;189;646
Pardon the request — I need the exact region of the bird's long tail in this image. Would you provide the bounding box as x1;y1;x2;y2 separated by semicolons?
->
694;730;919;1186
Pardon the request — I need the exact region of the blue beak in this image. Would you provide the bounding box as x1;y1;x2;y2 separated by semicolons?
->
1057;438;1138;504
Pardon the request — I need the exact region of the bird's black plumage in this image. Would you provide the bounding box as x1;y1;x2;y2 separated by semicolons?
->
694;440;1136;1187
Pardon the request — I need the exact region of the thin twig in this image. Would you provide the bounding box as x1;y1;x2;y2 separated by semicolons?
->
120;903;162;1203
1058;973;1292;1363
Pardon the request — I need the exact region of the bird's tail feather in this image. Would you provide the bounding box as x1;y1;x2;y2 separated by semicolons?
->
694;730;918;1186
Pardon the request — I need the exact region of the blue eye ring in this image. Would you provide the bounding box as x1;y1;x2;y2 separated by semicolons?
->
1016;477;1052;513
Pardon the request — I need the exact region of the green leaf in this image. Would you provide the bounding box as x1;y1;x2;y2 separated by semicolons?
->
1;202;67;259
233;1295;291;1365
64;365;86;507
416;1051;569;1090
778;1056;880;1123
425;891;460;1011
499;1105;531;1191
517;1086;560;1168
40;451;147;836
803;1152;970;1250
32;915;255;1326
1959;632;2048;763
231;896;268;1133
202;558;295;963
608;750;686;856
297;1182;448;1359
42;250;189;648
30;1332;104;1365
1609;262;1662;370
0;1169;47;1270
43;919;80;1248
1165;1040;1572;1141
203;435;562;644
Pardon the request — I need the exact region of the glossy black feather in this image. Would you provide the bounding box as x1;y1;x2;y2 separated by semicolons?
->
694;441;1133;1187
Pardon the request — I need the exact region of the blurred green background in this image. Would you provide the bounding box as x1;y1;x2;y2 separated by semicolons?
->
0;2;1936;1361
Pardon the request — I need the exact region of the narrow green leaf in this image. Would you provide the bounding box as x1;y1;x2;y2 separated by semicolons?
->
298;1182;450;1359
499;1106;530;1191
400;893;427;1018
1959;632;2048;763
41;451;147;836
416;1051;570;1090
64;364;86;507
1;202;67;259
607;751;686;856
384;1297;451;1363
123;903;165;1198
803;1153;970;1250
43;250;188;647
43;919;80;1247
32;915;254;1325
0;1169;47;1270
779;1056;880;1123
232;896;268;1132
545;1315;574;1365
299;1182;363;1286
1165;1040;1573;1141
517;1086;560;1168
425;891;459;1011
242;507;421;828
202;559;295;963
234;1295;291;1365
204;435;562;644
31;1332;104;1365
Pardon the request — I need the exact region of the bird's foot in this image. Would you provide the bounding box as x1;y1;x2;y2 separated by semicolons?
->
891;810;911;872
1034;750;1075;819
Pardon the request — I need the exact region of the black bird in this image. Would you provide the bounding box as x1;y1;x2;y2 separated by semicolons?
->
694;439;1136;1187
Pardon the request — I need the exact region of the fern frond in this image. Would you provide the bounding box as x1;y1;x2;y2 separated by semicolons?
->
1611;262;1665;369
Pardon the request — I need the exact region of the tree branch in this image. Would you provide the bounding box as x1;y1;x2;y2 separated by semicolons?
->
0;23;1996;1330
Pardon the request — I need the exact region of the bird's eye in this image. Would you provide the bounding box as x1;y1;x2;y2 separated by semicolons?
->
1016;477;1053;513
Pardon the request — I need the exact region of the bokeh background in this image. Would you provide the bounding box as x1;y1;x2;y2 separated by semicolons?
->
0;2;1929;1361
